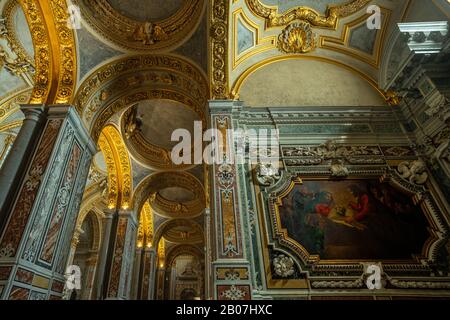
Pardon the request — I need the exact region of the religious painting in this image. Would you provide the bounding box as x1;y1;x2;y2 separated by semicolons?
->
276;179;431;260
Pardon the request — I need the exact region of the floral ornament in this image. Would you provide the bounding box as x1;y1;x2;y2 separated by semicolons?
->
273;254;295;278
221;285;245;300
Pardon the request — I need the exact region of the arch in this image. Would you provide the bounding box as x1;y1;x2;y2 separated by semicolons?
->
74;54;208;137
153;219;204;250
18;0;77;104
132;171;205;216
231;55;390;102
73;54;209;170
137;201;153;248
165;244;204;269
98;125;132;210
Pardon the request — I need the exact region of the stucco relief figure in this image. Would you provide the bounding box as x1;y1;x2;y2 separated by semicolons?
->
131;22;168;45
397;160;428;185
0;44;31;75
125;109;144;139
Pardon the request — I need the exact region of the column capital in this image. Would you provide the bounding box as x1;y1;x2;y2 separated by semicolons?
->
118;209;138;226
19;104;46;122
103;208;117;219
47;104;97;155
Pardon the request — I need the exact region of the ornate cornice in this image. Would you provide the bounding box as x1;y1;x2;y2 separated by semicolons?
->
245;0;371;29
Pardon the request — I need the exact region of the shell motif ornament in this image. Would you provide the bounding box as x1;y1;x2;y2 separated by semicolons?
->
277;21;316;54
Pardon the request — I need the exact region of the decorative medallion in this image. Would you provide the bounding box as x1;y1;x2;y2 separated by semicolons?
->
277;22;316;54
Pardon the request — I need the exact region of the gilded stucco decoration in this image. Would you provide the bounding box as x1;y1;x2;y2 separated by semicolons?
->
17;0;77;104
121;104;200;171
158;237;165;266
97;125;132;210
277;22;316;54
73;54;208;140
75;0;206;52
0;88;31;123
1;0;34;85
133;171;205;219
245;0;371;29
137;201;153;248
154;219;204;247
210;0;229;99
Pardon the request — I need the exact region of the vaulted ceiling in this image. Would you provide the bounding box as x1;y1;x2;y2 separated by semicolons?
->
1;0;449;266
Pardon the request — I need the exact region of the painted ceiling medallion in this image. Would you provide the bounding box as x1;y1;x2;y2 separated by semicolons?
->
76;0;206;52
277;22;316;54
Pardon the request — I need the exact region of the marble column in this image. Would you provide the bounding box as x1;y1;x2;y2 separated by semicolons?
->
134;247;156;300
209;100;252;300
103;210;137;300
82;252;98;300
94;209;115;299
0;105;96;300
204;208;213;299
0;105;46;230
130;246;143;300
156;267;165;300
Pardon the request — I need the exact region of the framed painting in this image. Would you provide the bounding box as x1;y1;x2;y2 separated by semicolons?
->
275;178;430;262
260;170;450;292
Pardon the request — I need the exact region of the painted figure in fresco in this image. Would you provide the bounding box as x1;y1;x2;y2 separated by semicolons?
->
346;185;370;223
313;191;334;217
280;180;430;260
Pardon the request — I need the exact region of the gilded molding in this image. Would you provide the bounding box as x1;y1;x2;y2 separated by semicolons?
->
245;0;371;29
76;0;205;52
319;8;391;68
231;55;390;102
98;125;132;210
210;0;230;99
133;171;205;218
154;219;204;247
73;55;208;147
18;0;77;104
232;8;276;69
137;201;153;248
2;0;34;74
121;102;201;171
97;132;119;209
0;88;32;122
